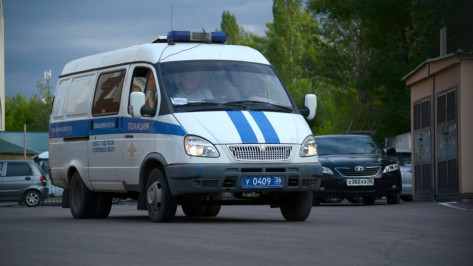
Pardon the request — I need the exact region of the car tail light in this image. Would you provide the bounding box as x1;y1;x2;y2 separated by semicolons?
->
40;176;47;183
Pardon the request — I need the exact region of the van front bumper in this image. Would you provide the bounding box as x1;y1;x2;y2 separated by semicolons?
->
164;162;322;196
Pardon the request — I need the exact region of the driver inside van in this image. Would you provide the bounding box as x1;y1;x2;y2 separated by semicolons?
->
174;71;213;102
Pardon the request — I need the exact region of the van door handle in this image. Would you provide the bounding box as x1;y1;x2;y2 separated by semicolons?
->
125;135;134;139
25;177;31;180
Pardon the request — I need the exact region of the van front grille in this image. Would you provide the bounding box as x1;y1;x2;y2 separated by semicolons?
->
228;145;292;161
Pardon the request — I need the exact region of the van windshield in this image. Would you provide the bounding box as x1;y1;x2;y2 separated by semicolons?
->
160;61;294;112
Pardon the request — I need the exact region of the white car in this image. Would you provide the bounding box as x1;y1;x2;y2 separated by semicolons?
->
394;149;413;201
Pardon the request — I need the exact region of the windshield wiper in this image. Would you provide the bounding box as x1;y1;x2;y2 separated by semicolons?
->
173;102;245;112
226;101;293;112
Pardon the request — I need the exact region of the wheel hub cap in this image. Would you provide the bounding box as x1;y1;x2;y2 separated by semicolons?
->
147;181;162;206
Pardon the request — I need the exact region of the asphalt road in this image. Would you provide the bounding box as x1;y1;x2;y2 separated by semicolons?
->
1;199;472;266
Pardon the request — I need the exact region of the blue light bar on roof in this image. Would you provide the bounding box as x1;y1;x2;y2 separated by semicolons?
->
167;31;226;44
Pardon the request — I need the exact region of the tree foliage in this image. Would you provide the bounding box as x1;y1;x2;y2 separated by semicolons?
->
306;0;472;141
5;81;52;132
7;1;472;140
221;0;473;141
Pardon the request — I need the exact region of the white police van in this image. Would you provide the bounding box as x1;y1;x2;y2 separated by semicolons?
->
49;31;322;222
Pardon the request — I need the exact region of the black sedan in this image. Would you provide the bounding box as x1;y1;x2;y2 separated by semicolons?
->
313;135;402;205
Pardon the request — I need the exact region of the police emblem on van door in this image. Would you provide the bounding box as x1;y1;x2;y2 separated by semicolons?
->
354;166;364;172
128;143;137;159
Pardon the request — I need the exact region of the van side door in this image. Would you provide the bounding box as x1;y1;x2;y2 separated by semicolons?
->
120;65;160;186
87;68;127;191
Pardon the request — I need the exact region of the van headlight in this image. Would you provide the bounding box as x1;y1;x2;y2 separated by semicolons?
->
383;163;399;173
300;135;317;157
184;136;219;158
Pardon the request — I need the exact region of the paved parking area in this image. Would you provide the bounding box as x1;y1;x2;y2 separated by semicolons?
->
1;200;472;265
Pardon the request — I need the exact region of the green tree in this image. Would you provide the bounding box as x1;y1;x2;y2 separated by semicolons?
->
307;0;473;141
220;10;243;45
5;94;31;131
5;80;53;132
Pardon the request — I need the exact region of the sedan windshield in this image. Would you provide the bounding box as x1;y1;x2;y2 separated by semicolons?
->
316;136;383;155
160;61;293;112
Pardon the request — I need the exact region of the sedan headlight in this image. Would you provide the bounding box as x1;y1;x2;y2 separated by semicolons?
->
184;136;219;158
300;135;318;157
383;163;399;173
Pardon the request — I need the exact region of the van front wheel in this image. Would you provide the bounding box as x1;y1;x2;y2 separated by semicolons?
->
146;168;177;222
280;191;313;221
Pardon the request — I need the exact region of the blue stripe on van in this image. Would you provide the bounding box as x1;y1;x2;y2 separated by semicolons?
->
226;111;258;144
250;111;280;144
49;117;186;139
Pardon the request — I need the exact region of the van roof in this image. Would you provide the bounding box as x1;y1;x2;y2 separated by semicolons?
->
60;43;270;77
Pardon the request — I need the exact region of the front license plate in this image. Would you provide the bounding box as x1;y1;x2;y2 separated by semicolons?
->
346;179;374;186
242;176;284;189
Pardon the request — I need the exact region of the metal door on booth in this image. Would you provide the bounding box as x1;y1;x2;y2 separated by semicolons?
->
413;98;433;198
436;89;459;197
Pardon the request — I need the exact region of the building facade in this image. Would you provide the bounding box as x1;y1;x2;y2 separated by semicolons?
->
404;52;473;200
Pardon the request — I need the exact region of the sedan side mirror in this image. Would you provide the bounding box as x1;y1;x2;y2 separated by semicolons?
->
386;147;397;156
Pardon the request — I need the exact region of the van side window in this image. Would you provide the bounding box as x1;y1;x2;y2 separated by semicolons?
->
129;67;157;116
66;75;95;118
51;79;69;118
92;70;126;116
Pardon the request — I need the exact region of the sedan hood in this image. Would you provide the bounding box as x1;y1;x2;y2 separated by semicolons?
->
319;154;391;167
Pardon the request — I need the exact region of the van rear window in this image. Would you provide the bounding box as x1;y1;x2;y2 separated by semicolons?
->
66;75;95;118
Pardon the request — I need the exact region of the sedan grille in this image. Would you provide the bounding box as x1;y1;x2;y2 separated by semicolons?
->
228;145;292;161
335;166;381;177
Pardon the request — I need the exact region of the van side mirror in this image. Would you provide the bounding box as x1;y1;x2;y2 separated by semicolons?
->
130;92;145;118
300;94;317;120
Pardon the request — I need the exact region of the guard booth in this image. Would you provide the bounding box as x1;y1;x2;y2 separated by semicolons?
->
403;51;473;200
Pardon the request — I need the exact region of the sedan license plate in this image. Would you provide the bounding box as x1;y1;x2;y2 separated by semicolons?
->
242;176;284;189
346;178;374;186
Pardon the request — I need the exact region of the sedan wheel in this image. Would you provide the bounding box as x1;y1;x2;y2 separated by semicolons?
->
363;196;376;205
387;193;400;204
24;190;41;207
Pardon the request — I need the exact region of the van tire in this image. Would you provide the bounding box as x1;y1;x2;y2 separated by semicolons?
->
182;204;206;217
145;168;177;222
69;172;95;219
92;193;113;218
280;191;312;221
203;204;221;217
